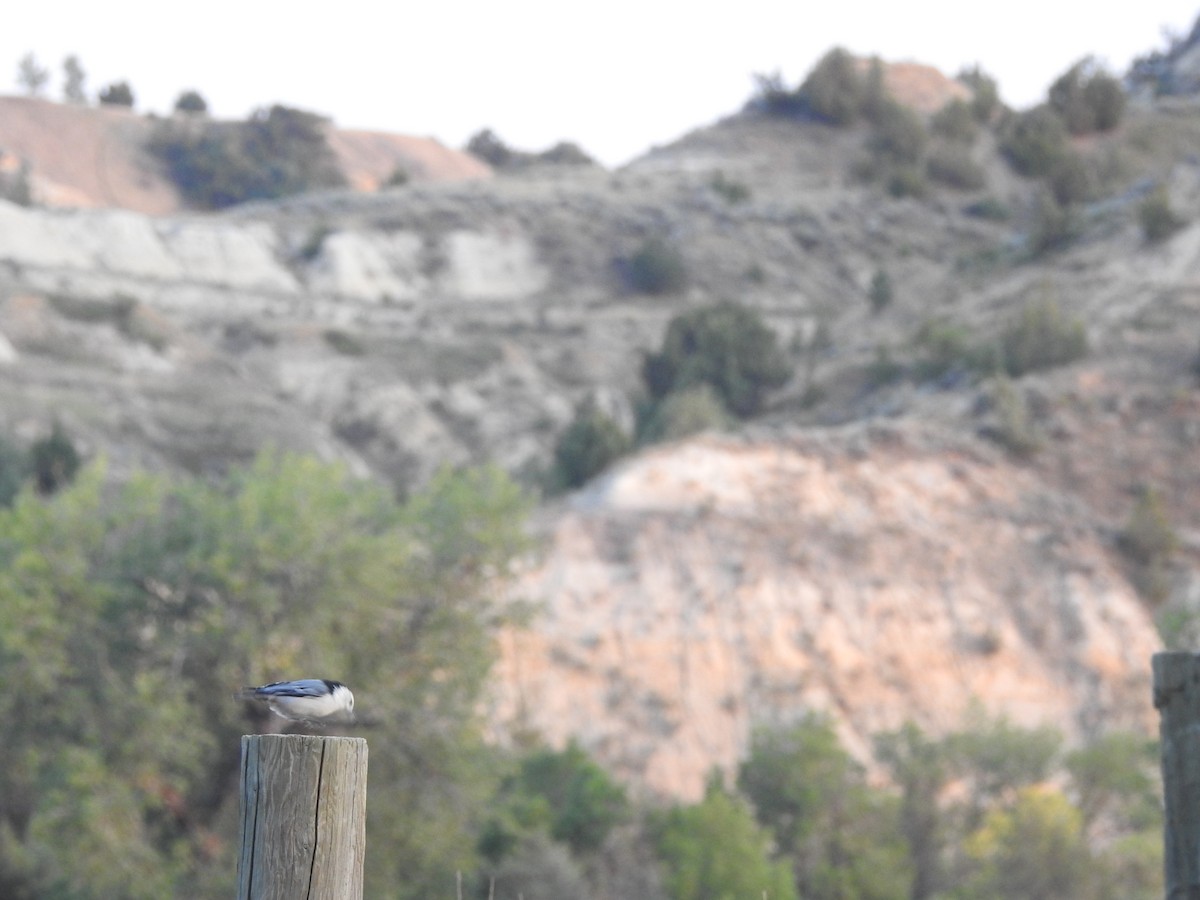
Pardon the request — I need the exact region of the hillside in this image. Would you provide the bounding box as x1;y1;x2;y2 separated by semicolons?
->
1;64;1198;797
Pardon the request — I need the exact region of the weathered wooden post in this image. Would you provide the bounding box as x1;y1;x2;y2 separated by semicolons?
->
237;734;368;900
1154;652;1200;900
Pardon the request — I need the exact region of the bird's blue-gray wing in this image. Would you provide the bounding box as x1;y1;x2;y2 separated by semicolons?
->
256;679;330;697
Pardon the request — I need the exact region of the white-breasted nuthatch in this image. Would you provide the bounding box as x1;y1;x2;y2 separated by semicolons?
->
235;679;355;725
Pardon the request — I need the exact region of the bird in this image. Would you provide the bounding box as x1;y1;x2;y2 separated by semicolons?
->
235;679;355;726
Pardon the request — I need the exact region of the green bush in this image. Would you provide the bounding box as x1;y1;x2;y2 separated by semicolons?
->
999;296;1088;375
1029;189;1082;256
98;80;134;107
30;423;81;495
148;105;345;209
643;301;792;417
1139;184;1187;243
986;375;1040;457
1048;58;1126;134
173;90;207;114
655;776;799;900
1000;106;1071;178
799;47;865;125
926;142;987;190
1046;149;1093;206
624;237;688;295
965;196;1012;221
958;65;1002;123
751;70;803;115
931;98;979;143
913;318;978;379
1119;487;1177;569
552;401;631;489
709;170;751;204
869;100;928;165
869;268;894;313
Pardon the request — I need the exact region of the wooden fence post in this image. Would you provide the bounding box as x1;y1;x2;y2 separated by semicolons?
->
237;734;369;900
1154;652;1200;900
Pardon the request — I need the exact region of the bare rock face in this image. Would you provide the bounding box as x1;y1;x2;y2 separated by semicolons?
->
490;427;1159;799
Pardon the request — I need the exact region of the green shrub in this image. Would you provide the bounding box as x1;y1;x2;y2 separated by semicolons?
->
869;100;928;165
926;142;987;190
709;170;751;204
1119;486;1177;605
868;269;894;313
656;776;799;900
931;98;979;143
552;401;631;489
1048;58;1126;134
999;296;1088;375
1046;150;1093;205
964;196;1012;221
914;319;977;379
886;165;929;199
866;344;905;387
1029;190;1082;256
322;328;367;356
465;128;513;167
536;141;596;166
148;105;345;209
751;70;804;115
638;384;732;445
958;65;1002;123
1139;184;1187;243
624;237;688;295
30;423;80;495
800;47;865;125
643;301;792;417
986;375;1040;457
98;80;134;107
173;90;207;114
1119;487;1177;568
382;166;410;188
1000;106;1070;178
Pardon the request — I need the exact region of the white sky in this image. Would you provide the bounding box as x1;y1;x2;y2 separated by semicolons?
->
3;2;1198;167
